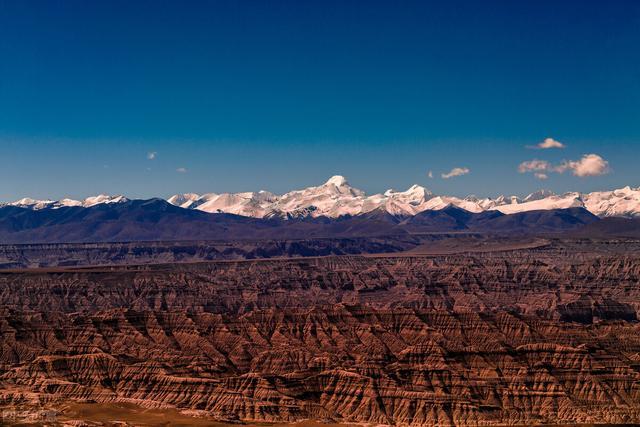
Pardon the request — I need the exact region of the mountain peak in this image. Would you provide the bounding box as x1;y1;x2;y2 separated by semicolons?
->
383;184;432;202
405;184;432;196
524;189;556;202
7;177;640;220
324;175;348;187
83;194;128;207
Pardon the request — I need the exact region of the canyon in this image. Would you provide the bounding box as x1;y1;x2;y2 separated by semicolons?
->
1;239;640;425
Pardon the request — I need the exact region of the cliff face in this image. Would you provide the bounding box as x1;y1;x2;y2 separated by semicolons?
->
1;247;640;425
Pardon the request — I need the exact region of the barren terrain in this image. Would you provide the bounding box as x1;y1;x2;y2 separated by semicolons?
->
1;240;639;425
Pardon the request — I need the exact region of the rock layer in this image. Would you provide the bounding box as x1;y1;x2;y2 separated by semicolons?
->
1;244;640;425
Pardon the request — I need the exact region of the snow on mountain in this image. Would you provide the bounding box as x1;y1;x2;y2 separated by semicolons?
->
523;189;555;202
324;175;350;188
82;194;129;207
166;193;205;209
196;191;278;217
164;177;640;219
377;185;434;215
414;196;481;213
9;198;58;210
5;177;640;219
473;195;522;211
491;192;584;214
486;187;640;218
583;186;640;218
7;195;128;210
272;175;366;217
59;198;84;207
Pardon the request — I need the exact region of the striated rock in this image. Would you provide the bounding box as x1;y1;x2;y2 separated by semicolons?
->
1;245;640;425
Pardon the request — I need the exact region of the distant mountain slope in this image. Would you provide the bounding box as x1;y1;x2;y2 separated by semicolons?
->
0;199;271;243
399;206;598;234
567;217;640;239
401;206;478;231
472;207;599;233
0;199;602;243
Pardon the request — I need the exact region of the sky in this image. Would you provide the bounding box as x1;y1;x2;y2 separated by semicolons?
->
0;0;639;201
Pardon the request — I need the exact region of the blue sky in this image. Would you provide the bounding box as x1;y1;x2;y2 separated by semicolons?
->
0;0;638;200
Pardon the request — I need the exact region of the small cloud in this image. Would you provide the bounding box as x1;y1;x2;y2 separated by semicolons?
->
539;138;565;149
556;153;610;177
427;170;433;179
147;151;157;160
534;173;548;180
527;137;566;150
176;167;188;173
441;167;470;179
518;159;552;173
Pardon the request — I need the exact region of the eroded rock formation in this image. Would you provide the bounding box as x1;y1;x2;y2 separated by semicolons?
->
1;244;640;425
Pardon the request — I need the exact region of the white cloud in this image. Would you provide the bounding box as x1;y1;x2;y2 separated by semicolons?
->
518;153;610;178
556;153;610;177
518;159;552;173
539;138;565;149
176;167;188;173
441;167;470;179
527;137;565;150
147;151;157;160
427;170;433;179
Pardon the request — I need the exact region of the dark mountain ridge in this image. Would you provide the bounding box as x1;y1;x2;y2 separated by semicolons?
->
0;199;602;243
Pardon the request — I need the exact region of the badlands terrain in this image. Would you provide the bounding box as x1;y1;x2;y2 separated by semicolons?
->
1;238;640;425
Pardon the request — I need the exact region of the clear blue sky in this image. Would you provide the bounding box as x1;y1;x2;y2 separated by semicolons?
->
0;0;638;200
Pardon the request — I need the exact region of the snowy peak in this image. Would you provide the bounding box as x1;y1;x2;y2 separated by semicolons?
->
384;184;432;202
6;177;640;219
524;189;556;202
324;175;349;187
492;192;584;215
583;186;640;218
7;195;129;210
167;193;202;209
59;198;83;207
197;191;277;217
82;194;128;207
376;185;435;216
162;178;640;219
317;175;365;197
9;198;57;210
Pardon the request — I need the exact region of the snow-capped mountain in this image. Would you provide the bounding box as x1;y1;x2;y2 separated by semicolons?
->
81;194;129;207
164;176;640;219
479;187;640;218
489;192;584;215
274;176;367;218
167;190;278;217
583;186;640;218
5;195;129;210
4;176;640;219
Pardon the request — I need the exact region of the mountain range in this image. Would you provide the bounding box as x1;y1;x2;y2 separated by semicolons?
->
4;175;640;219
1;176;639;243
0;198;605;243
